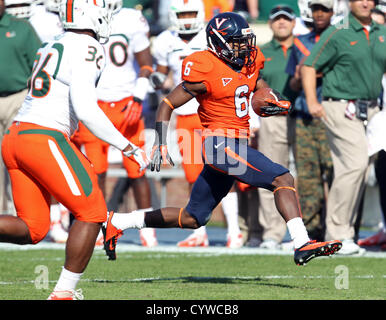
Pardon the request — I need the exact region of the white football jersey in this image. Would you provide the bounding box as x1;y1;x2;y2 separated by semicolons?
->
96;8;150;102
152;29;207;116
15;32;105;138
29;5;64;43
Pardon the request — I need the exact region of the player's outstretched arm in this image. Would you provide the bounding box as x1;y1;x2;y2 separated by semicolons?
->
151;81;206;171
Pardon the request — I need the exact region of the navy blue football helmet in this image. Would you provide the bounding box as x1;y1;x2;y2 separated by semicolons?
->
206;12;257;68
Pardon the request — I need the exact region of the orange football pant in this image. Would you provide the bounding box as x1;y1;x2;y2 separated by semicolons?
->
2;122;107;244
176;113;204;184
71;97;146;178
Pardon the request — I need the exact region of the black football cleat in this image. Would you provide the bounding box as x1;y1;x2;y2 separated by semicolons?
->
294;240;342;266
102;211;123;261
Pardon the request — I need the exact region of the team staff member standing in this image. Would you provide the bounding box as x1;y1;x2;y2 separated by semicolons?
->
257;5;298;249
286;0;334;242
0;0;41;214
302;0;386;254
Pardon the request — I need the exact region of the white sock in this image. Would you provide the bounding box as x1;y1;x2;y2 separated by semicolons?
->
54;267;82;292
50;204;61;224
221;192;240;235
286;217;310;249
111;210;145;230
137;208;154;233
193;226;207;236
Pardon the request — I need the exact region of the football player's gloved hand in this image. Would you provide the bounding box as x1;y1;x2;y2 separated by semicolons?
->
150;122;174;172
261;89;292;117
122;142;150;172
150;144;175;172
149;72;167;89
120;97;143;132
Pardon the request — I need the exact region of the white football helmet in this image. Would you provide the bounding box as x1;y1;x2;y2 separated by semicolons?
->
169;0;205;34
44;0;60;13
105;0;122;15
5;0;33;19
59;0;112;43
298;0;313;23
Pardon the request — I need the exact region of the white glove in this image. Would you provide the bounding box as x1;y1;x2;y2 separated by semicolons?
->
122;143;150;172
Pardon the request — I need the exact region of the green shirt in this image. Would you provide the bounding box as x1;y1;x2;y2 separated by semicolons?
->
0;13;42;93
259;38;298;103
304;13;386;100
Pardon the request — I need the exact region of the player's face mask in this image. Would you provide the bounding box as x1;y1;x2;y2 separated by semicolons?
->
227;33;257;68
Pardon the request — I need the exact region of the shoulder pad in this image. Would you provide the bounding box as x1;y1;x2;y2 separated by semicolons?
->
181;51;214;83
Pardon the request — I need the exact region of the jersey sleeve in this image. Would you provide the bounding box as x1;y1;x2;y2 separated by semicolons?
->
181;52;214;93
304;26;339;73
127;10;150;53
152;32;169;67
70;39;128;150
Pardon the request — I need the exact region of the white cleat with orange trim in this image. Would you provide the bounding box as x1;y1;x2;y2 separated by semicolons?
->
177;233;209;247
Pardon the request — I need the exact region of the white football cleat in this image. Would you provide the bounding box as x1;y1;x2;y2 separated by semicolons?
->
337;239;365;255
177;232;209;247
47;289;84;300
259;239;280;250
139;228;158;247
226;233;243;249
49;222;68;243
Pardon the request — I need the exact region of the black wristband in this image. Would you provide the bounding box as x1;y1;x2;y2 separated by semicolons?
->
133;96;143;104
155;121;168;145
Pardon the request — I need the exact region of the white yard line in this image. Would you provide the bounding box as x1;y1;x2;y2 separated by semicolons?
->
0;242;385;258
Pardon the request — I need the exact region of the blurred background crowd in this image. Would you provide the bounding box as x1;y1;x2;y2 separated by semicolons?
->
0;0;385;255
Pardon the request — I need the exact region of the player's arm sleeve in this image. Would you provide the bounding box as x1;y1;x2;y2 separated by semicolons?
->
70;45;129;151
130;10;151;53
303;27;339;73
152;34;168;67
181;53;213;93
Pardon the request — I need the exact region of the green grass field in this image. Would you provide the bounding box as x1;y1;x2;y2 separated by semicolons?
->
0;246;385;300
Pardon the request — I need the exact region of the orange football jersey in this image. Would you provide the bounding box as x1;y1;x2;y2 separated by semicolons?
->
181;49;265;138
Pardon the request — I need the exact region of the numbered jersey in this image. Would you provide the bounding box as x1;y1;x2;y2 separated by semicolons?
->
181;49;265;138
96;8;150;102
15;32;105;137
29;5;64;43
152;29;207;115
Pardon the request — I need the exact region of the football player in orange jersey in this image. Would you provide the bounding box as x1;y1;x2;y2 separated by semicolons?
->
104;12;342;265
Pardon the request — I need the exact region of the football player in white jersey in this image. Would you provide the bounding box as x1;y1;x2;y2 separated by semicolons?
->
4;0;33;18
71;0;158;250
151;0;243;248
29;0;69;244
0;0;149;300
29;0;64;43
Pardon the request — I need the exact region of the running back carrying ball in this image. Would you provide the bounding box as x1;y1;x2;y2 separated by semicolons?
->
251;87;292;117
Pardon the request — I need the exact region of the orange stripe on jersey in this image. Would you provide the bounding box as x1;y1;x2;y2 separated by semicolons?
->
66;0;73;22
293;38;310;57
224;146;262;173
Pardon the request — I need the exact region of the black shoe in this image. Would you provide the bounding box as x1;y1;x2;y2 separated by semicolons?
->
101;211;123;261
294;240;342;266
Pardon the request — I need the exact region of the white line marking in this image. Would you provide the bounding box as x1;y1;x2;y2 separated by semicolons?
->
48;139;81;196
0;242;385;258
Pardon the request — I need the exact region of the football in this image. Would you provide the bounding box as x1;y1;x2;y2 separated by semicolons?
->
251;87;279;117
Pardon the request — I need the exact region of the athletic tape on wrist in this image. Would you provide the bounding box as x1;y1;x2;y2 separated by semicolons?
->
133;77;150;101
